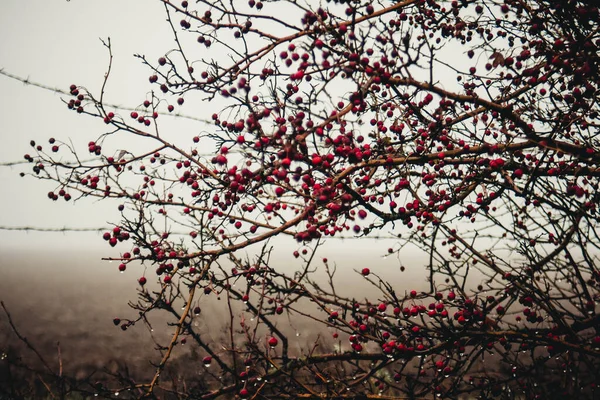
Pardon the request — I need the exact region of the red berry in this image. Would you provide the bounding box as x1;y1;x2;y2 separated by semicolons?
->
361;268;370;276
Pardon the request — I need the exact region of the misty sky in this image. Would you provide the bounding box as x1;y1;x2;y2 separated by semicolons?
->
0;0;416;275
0;1;171;250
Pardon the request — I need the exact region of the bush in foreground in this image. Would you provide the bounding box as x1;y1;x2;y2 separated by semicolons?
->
8;0;600;398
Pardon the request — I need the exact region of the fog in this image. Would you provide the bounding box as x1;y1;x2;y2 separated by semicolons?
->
0;237;441;383
0;0;512;395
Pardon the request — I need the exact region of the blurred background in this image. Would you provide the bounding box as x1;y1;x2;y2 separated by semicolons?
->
0;0;428;383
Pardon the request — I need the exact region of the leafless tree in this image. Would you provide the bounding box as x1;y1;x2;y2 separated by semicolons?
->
4;0;600;398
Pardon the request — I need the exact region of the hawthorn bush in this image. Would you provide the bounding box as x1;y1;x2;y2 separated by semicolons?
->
13;0;600;398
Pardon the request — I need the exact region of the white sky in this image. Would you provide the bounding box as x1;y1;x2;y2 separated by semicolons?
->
0;1;183;250
0;0;433;282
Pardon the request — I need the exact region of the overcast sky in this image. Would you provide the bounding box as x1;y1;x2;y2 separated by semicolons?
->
0;1;431;283
0;1;189;250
